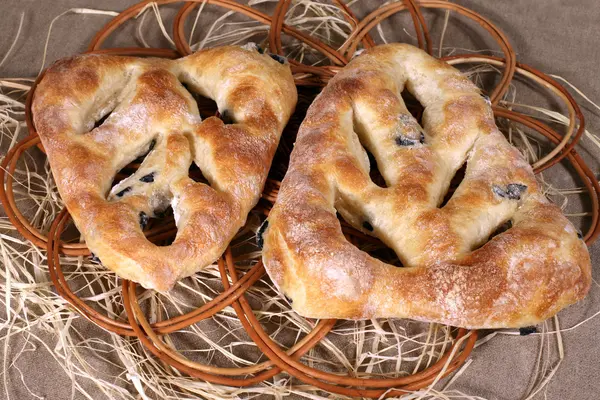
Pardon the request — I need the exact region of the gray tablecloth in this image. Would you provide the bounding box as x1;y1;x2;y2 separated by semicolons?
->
1;1;599;399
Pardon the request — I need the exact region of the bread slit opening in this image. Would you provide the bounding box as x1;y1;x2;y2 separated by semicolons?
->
111;137;157;191
337;213;404;268
471;219;513;251
400;88;424;125
438;160;467;208
350;112;390;188
146;205;176;247
188;162;209;184
366;150;387;188
93;111;111;129
180;82;218;120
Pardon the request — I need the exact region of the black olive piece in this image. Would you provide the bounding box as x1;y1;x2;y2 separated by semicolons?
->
90;253;101;263
269;53;287;64
256;219;269;249
139;173;155;183
256;44;265;54
493;183;527;200
139;211;149;230
395;136;418;146
219;110;234;124
492;185;506;198
506;183;527;200
362;221;374;231
519;326;537;336
116;187;131;197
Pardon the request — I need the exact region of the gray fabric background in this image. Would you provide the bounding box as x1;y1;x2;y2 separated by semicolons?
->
0;1;599;399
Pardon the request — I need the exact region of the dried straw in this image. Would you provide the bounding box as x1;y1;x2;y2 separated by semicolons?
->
1;1;599;399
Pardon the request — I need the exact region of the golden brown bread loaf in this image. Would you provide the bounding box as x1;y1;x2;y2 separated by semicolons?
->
261;43;590;328
33;45;297;292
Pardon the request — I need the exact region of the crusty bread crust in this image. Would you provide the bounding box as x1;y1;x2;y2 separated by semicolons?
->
262;44;590;328
33;45;297;292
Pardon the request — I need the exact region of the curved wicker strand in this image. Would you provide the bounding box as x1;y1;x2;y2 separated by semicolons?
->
220;249;478;397
45;208;271;336
126;278;336;377
445;55;583;170
340;0;516;105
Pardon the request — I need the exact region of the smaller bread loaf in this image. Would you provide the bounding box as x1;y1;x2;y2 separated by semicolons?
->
33;45;297;292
